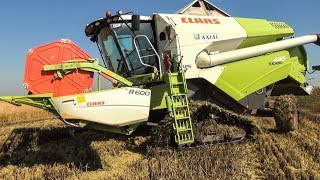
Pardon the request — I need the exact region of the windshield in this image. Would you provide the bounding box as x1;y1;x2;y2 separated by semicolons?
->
98;22;157;77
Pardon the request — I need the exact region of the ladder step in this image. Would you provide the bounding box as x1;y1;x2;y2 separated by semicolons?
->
173;105;188;108
141;54;157;58
171;94;187;97
174;107;188;112
177;127;192;131
175;121;191;129
176;131;194;144
175;117;191;121
171;82;184;85
174;113;189;119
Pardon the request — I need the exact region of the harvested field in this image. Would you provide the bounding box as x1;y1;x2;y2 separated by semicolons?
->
0;89;319;179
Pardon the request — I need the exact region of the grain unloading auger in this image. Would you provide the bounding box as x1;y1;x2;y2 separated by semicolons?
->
1;2;320;146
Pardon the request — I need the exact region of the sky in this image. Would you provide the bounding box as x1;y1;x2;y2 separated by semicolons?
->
0;0;319;95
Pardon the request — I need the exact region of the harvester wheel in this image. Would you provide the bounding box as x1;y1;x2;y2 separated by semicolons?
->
274;95;299;132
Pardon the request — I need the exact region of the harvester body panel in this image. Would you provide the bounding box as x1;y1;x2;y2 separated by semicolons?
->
236;18;294;48
155;13;248;79
153;13;308;106
214;47;308;101
51;87;151;126
154;14;297;80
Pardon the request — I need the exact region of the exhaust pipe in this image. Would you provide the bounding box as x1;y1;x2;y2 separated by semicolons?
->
196;34;320;68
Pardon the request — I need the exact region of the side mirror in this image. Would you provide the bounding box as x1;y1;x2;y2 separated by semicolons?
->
132;15;140;31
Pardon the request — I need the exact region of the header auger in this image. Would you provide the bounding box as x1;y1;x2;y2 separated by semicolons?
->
1;0;320;146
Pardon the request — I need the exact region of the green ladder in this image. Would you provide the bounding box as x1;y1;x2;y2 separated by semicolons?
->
166;72;194;145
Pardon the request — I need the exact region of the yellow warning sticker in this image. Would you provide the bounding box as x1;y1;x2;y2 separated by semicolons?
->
77;95;85;103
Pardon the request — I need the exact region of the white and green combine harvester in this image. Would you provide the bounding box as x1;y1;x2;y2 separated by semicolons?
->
1;1;320;146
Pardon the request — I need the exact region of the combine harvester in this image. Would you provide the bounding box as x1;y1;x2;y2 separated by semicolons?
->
1;0;320;146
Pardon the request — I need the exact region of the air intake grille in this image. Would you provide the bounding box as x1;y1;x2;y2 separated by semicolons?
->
270;22;290;29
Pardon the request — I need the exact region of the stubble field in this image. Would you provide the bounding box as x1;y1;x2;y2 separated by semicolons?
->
0;89;319;179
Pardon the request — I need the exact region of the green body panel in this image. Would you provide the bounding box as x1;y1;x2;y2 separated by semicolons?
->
148;83;169;110
127;73;163;86
291;46;309;71
235;18;294;49
215;46;308;101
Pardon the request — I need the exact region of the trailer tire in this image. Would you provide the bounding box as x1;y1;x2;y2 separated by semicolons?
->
274;95;299;132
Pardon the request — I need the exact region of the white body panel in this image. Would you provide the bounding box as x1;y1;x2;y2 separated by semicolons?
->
196;35;318;68
198;66;224;84
51;87;151;126
155;13;247;83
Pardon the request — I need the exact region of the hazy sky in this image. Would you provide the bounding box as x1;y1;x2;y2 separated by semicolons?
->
0;0;319;95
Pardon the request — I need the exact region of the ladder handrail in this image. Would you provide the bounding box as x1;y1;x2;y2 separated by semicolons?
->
133;35;162;74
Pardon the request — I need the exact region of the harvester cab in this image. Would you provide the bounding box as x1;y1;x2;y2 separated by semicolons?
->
87;13;161;77
1;1;320;146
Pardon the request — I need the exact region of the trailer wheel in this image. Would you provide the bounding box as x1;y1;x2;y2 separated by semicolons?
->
274;95;299;132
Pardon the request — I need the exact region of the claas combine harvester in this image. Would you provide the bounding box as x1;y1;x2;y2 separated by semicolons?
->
1;0;320;146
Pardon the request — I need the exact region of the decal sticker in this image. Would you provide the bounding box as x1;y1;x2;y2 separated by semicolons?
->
129;90;151;96
77;95;85;103
193;33;219;40
87;101;105;106
181;17;220;24
182;64;192;71
269;56;286;65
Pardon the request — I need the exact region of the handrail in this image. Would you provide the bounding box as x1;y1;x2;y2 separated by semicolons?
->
133;35;162;74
